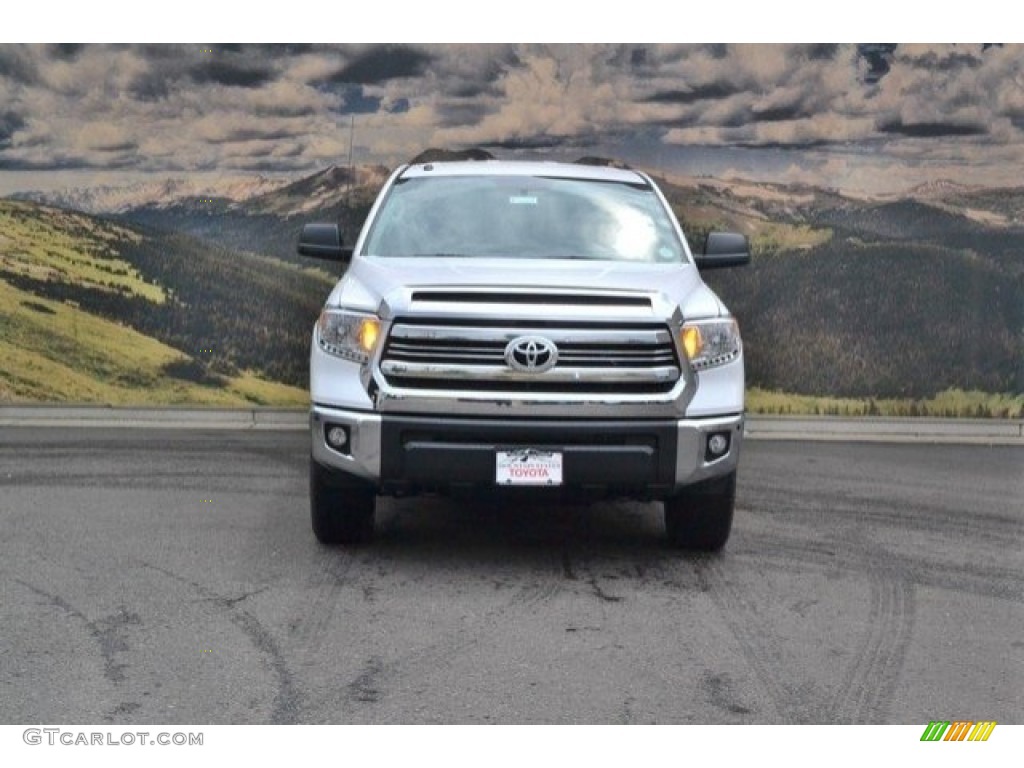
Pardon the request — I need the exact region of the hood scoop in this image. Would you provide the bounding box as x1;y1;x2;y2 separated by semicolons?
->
409;290;652;309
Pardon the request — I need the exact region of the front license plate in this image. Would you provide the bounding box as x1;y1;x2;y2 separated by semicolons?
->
496;449;563;486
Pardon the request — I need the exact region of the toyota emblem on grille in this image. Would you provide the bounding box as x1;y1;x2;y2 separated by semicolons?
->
505;336;558;373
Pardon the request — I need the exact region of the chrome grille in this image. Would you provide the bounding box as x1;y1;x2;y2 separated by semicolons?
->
379;320;681;394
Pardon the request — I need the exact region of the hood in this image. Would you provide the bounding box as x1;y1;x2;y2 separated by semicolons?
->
329;256;728;320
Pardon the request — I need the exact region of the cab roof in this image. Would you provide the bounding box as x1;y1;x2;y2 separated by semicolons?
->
398;159;649;185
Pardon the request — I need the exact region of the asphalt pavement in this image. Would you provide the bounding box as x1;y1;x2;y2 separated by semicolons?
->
0;427;1020;724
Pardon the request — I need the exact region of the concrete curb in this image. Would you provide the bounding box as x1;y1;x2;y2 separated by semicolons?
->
1;406;1021;444
0;405;307;430
745;415;1024;445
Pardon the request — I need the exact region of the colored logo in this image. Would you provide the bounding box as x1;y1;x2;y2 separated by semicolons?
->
920;721;996;742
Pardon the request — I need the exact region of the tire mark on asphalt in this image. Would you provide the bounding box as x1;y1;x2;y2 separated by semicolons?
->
578;549;625;604
690;557;800;723
751;486;1020;547
289;548;361;650
337;577;564;714
733;530;1023;602
730;524;920;724
561;546;576;580
14;579;143;722
702;671;754;716
621;694;637;724
137;562;300;725
14;579;138;686
826;569;915;723
561;539;624;603
347;656;383;703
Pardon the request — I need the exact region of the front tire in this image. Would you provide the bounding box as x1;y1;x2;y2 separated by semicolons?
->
664;471;736;551
309;459;376;545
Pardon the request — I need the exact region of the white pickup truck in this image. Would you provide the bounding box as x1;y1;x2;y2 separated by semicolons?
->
298;160;749;550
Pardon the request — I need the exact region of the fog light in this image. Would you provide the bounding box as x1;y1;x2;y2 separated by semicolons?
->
326;425;350;451
707;432;730;458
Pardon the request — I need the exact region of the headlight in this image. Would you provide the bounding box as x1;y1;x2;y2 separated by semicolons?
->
317;309;381;364
680;318;741;371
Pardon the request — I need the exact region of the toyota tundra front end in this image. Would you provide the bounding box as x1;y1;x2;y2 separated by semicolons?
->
299;160;750;550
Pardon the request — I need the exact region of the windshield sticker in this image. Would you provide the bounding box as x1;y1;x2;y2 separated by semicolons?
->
509;195;538;205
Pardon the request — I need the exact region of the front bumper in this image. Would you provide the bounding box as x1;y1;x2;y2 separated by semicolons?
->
311;405;742;498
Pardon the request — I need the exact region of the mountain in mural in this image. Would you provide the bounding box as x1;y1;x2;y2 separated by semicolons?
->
0;199;325;404
11;175;292;216
4;158;1022;409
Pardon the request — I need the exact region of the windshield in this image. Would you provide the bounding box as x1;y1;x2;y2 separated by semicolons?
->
362;174;687;262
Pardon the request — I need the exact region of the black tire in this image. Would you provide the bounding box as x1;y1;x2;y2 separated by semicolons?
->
664;471;736;551
309;459;376;545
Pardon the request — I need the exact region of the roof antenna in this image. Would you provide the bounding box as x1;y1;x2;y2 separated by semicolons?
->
344;114;356;232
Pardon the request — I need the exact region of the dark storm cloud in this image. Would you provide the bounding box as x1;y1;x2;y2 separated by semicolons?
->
751;104;809;123
50;44;85;61
878;119;988;138
92;140;138;152
129;46;202;100
121;44;299;98
446;69;509;99
436;101;493;128
0;46;40;84
449;82;493;99
324;45;434;85
805;44;840;60
131;44;292;100
899;49;984;72
482;135;571;150
236;142;281;158
857;43;897;84
277;44;316;56
253;102;318;118
653;43;728;65
644;82;741;104
430;46;520;101
602;44;648;70
137;43;192;61
0;156;47;170
203;126;302;145
481;128;607;152
327;84;381;114
189;59;275;88
734;138;832;151
224;43;318;58
0;152;135;171
0;110;26;148
130;71;174;102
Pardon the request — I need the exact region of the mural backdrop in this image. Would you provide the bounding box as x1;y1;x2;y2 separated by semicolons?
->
1;44;1021;415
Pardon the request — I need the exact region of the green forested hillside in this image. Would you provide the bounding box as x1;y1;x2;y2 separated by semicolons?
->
655;175;1024;406
0;200;324;404
704;237;1023;400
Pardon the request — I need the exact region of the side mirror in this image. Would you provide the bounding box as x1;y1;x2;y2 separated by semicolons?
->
297;223;353;262
694;231;750;270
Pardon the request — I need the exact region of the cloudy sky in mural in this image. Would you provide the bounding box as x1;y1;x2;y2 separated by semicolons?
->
1;43;1022;194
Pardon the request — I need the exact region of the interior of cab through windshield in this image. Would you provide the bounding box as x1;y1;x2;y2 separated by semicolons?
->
362;174;686;263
